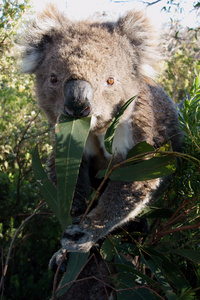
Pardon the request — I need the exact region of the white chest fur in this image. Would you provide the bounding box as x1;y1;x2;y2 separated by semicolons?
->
84;118;134;162
99;120;135;160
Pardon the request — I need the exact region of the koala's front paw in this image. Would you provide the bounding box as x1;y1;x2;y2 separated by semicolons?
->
49;248;67;272
61;224;94;253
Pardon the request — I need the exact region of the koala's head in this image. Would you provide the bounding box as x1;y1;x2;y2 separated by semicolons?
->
20;5;157;132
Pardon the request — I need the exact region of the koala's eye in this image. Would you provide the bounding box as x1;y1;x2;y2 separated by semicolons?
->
50;74;58;83
107;77;114;85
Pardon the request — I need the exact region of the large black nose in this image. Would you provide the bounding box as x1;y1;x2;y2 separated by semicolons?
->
64;80;93;117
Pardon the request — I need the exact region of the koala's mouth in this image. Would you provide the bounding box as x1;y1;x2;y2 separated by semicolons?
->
64;105;91;117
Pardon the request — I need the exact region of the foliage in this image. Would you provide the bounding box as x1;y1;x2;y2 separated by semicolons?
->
0;0;29;54
158;21;200;102
100;76;200;299
0;1;200;300
104;96;136;154
32;84;199;299
32;115;91;230
0;1;60;299
32;99;180;299
179;76;200;156
99;141;177;181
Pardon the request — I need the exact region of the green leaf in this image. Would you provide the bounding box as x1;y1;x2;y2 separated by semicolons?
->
139;207;174;218
126;141;154;160
116;243;140;256
114;272;157;300
32;146;59;219
98;141;177;181
141;253;173;292
57;252;89;297
170;249;200;264
106;154;177;181
104;96;137;154
55;115;91;229
100;237;116;261
141;247;190;294
162;260;190;291
165;291;178;300
113;254;162;290
178;287;200;300
53;116;91;298
101;236;139;261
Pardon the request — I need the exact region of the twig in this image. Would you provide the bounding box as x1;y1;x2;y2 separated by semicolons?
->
3;113;42;219
55;274;165;300
81;149;200;223
0;202;46;294
92;254;110;300
54;252;111;299
55;253;96;296
151;222;200;245
142;0;162;6
52;251;68;299
1;211;53;223
186;123;200;151
0;35;8;45
169;199;189;222
55;249;165;299
1;249;4;300
80;164;117;223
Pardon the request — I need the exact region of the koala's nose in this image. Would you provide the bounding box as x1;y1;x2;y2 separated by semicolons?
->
64;80;93;117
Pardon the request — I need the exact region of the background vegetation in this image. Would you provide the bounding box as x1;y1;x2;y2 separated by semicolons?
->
0;0;199;299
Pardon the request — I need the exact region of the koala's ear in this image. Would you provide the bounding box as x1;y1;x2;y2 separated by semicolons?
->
20;5;65;73
117;10;158;74
118;10;154;46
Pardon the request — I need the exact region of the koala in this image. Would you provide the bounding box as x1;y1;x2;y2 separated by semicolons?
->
20;6;181;266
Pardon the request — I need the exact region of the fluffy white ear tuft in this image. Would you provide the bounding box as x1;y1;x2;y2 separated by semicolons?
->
118;10;160;77
19;4;67;73
21;51;41;73
118;10;154;46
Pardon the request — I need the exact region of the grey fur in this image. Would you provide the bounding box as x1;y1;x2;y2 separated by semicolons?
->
20;6;182;268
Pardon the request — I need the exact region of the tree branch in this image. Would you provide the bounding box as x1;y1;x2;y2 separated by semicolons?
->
142;0;162;6
0;202;46;297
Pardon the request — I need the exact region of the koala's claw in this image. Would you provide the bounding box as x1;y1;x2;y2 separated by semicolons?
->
61;225;94;253
49;248;67;272
49;225;94;272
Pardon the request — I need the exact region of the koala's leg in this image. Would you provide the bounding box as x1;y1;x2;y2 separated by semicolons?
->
61;179;161;252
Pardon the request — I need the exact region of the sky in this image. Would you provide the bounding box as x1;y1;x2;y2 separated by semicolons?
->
30;0;198;28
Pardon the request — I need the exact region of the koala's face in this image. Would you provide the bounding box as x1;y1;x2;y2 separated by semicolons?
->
22;8;156;132
34;24;139;132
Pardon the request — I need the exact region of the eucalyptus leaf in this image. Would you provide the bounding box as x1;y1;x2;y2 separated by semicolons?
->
57;252;89;297
55;115;91;229
170;249;200;264
165;291;178;300
115;243;140;256
139;207;174;218
162;260;190;291
114;272;157;300
98;154;176;181
101;236;139;261
143;247;190;290
114;254;162;290
54;116;90;297
100;237;116;261
141;254;173;292
126;141;154;160
32;146;59;220
104;96;136;154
